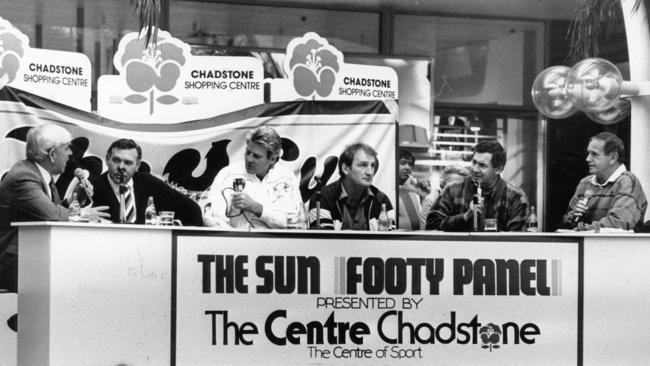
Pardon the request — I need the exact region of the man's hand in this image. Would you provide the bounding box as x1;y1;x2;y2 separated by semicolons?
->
231;192;263;217
572;201;588;221
81;205;110;221
463;200;483;222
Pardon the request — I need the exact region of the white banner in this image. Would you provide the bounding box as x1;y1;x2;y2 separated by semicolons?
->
0;89;397;208
173;233;579;365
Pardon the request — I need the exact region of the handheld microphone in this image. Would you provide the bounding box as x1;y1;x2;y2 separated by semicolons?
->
574;190;594;223
233;178;245;192
74;168;93;205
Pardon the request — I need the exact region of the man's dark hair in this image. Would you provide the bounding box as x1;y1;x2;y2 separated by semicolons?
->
399;149;415;166
106;139;142;160
339;142;378;176
473;140;506;169
590;132;625;164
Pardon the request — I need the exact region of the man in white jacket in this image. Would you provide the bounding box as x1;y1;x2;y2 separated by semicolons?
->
205;126;302;229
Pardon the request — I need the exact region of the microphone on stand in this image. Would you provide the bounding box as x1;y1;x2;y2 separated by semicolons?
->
473;180;483;231
574;190;594;223
315;176;322;229
73;168;93;205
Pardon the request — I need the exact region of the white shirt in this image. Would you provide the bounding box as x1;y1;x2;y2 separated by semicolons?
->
591;164;626;187
206;161;302;229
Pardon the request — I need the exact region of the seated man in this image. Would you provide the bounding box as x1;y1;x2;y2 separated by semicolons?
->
0;124;109;292
205;126;302;229
397;149;422;230
309;143;394;230
561;132;647;231
426;140;529;232
92;139;203;226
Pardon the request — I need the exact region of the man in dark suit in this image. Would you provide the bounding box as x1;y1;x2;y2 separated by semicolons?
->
0;124;109;293
92;139;203;226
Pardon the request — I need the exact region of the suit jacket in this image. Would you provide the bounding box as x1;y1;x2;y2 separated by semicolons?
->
91;172;203;226
0;160;68;257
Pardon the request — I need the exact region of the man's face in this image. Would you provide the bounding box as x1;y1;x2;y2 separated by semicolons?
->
398;157;414;183
471;152;501;186
342;149;377;189
49;141;72;175
106;148;140;184
586;138;615;177
245;142;276;178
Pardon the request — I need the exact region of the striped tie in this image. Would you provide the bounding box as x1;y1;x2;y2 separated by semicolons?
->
124;186;136;223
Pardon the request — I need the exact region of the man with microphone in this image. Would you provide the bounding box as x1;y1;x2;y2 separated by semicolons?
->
561;132;647;231
0;124;110;294
425;140;529;232
91;139;203;226
204;126;302;229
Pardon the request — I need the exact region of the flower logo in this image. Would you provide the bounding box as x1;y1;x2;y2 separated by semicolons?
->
479;323;502;352
0;18;27;89
285;33;342;99
114;28;188;114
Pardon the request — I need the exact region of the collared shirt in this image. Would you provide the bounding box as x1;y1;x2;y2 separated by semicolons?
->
206;161;302;229
591;164;626;187
426;176;529;232
108;177;136;218
339;184;372;230
308;179;394;231
34;162;53;200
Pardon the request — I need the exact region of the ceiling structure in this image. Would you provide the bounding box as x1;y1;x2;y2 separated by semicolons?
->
204;0;579;20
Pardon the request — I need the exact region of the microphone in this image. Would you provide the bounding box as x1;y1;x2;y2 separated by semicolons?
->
574;190;594;223
472;180;483;231
74;168;93;205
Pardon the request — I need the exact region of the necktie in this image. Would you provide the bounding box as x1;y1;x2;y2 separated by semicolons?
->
123;186;136;223
49;177;60;205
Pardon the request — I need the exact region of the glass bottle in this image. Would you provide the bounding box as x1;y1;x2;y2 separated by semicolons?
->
68;192;81;222
526;205;538;232
378;203;390;231
145;196;158;225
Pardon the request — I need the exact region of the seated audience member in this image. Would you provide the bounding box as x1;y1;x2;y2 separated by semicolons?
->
419;164;470;225
0;124;109;292
205;126;301;229
309;143;393;230
561;132;647;231
397;149;422;230
426;140;529;232
92;139;203;226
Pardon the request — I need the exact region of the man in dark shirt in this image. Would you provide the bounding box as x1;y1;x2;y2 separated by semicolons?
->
426;140;529;232
309;143;393;230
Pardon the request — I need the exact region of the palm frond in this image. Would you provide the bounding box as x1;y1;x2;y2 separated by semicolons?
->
132;0;161;47
567;0;623;65
568;0;650;65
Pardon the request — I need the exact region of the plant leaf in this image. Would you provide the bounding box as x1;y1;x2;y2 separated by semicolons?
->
132;0;161;47
125;94;148;104
156;95;179;104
